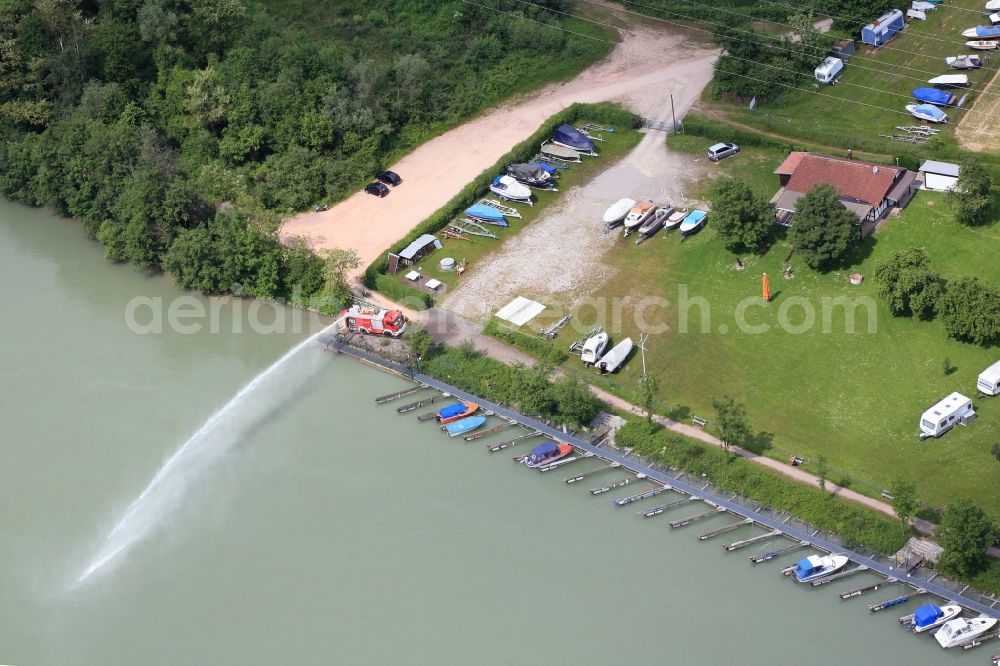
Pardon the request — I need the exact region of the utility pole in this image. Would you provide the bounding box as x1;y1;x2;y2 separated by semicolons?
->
670;94;677;133
637;334;650;379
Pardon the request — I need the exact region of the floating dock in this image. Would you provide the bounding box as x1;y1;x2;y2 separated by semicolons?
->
396;395;440;413
868;589;927;612
539;453;592;472
723;530;781;552
613;486;669;506
375;384;425;404
840;578;897;600
590;474;645;496
810;565;869;587
487;431;541;452
641;496;698;518
463;420;515;441
699;518;753;541
750;541;809;564
565;462;620;484
669;505;725;528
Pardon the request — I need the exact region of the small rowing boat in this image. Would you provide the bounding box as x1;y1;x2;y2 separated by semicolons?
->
679;209;707;236
436;401;480;425
443;415;486;437
663;208;687;230
965;40;998;50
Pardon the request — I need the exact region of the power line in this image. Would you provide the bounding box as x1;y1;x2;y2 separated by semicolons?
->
757;0;996;24
571;0;1000;98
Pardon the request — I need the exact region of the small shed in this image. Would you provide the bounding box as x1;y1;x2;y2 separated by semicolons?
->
861;9;905;47
390;233;442;272
831;39;856;61
918;160;960;192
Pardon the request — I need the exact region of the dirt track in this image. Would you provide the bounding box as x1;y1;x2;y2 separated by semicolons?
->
280;22;719;280
957;64;1000;152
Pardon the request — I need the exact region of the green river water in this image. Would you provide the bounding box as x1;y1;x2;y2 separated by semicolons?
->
0;200;985;664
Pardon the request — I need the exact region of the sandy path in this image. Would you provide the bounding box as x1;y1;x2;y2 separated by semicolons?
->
280;24;719;280
956;65;1000;153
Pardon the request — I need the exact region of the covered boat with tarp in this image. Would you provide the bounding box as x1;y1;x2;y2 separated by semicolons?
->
464;204;508;227
436;401;479;424
551;124;597;155
946;55;981;69
961;25;1000;39
523;441;574;468
792;554;849;582
903;604;963;633
912;87;955;105
906;103;947;123
507;163;557;190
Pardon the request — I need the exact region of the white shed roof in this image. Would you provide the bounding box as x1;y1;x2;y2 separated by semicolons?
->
918;160;960;177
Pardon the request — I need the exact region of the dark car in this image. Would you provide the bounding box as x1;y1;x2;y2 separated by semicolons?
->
376;170;402;186
364;182;390;198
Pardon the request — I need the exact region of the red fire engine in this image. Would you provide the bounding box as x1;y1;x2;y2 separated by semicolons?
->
341;304;407;337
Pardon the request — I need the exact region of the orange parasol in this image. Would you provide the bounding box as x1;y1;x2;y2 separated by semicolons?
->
762;272;771;303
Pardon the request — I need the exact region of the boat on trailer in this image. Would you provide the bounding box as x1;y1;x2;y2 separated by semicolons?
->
448;218;498;239
792;554;849;583
679;210;708;236
489;175;533;204
540;141;582;162
436;401;480;424
934;617;998;648
464;204;508;227
595;337;633;374
623;201;657;237
663;208;687;231
928;74;969;87
946;55;982;69
989;0;1000;10
507;163;558;191
579;329;609;366
443;415;487;437
961;25;1000;39
477;198;522;219
531;154;571;170
901;604;963;634
523;441;574;468
906;103;948;123
912;87;955;105
965;40;998;50
636;207;670;243
551;123;598;156
603;198;637;229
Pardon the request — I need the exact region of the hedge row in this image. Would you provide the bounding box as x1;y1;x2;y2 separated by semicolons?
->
616;421;907;555
483;319;570;365
374;274;433;309
364;103;641;289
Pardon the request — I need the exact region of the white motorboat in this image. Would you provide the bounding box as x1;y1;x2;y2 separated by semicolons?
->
989;0;1000;10
489;175;532;203
901;604;964;633
636;207;670;242
947;55;983;69
906;103;948;123
679;209;708;236
603;198;636;227
792;554;849;583
663;209;687;230
934;617;998;648
579;329;609;366
966;40;999;50
962;25;1000;39
623;200;657;233
595;337;633;374
928;74;969;87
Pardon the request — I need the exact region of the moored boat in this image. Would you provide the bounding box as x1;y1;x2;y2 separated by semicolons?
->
663;208;687;230
636;207;670;242
523;441;574;468
679;209;708;236
901;604;963;633
551;123;597;156
623;200;656;232
489;175;533;203
928;74;969;87
912;87;955;105
436;401;480;424
595;337;633;374
934;616;998;648
906;103;948;123
792;554;849;583
603;198;637;227
540;141;582;162
443;415;487;437
965;40;998;50
464;204;508;227
946;55;982;69
961;25;1000;39
580;329;609;366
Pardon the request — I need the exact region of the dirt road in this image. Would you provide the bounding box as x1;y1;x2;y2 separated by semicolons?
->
957;65;1000;153
280;24;719;280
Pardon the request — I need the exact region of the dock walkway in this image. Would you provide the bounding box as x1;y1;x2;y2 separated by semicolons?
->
335;342;999;620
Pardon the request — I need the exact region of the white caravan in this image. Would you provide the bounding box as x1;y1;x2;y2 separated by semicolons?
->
977;360;1000;396
919;392;975;437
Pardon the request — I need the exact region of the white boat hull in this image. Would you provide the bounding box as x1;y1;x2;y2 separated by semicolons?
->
910;605;964;633
793;554;849;583
935;617;997;648
603;198;636;224
596;338;633;374
580;331;609;365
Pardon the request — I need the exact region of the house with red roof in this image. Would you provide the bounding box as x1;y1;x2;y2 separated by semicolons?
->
771;152;917;236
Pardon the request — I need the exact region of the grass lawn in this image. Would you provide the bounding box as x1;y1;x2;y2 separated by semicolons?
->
391;125;644;295
572;135;1000;516
705;0;1000;162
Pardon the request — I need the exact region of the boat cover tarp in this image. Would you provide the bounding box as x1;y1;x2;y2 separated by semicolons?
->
913;87;952;104
465;204;506;223
974;25;1000;37
911;104;947;121
529;441;559;462
683;210;707;224
914;605;943;627
534;162;558;176
398;233;443;260
438;402;467;419
508;163;547;181
553;124;595;152
794;557;818;578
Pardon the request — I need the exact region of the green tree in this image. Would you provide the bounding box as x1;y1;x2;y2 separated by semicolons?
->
320;248;360;309
788;183;857;271
186;66;230;129
711;396;751;452
639;374;660;427
405;325;434;362
938;277;1000;346
817;455;828;492
872;247;943;319
553;374;600;426
889;477;917;532
936;499;997;578
710;177;774;253
949;157;993;227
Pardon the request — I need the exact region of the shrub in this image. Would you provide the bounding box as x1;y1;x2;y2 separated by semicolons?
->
872;248;943;320
938;277;1000;346
373;274;432;310
483;319;569;364
709;177;774;253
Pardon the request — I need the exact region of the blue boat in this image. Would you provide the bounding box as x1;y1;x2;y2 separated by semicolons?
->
523;441;573;468
443;415;486;437
464;204;508;226
907;603;962;633
679;210;707;236
552;124;596;154
962;25;1000;39
906;103;948;123
912;87;955;105
792;554;849;582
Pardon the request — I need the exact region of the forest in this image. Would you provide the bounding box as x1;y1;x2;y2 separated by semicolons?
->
0;0;609;303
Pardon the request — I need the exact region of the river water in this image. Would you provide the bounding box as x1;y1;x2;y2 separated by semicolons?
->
0;200;983;664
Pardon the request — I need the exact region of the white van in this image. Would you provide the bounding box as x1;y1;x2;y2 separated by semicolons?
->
814;57;844;84
919;392;975;438
977;360;1000;396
